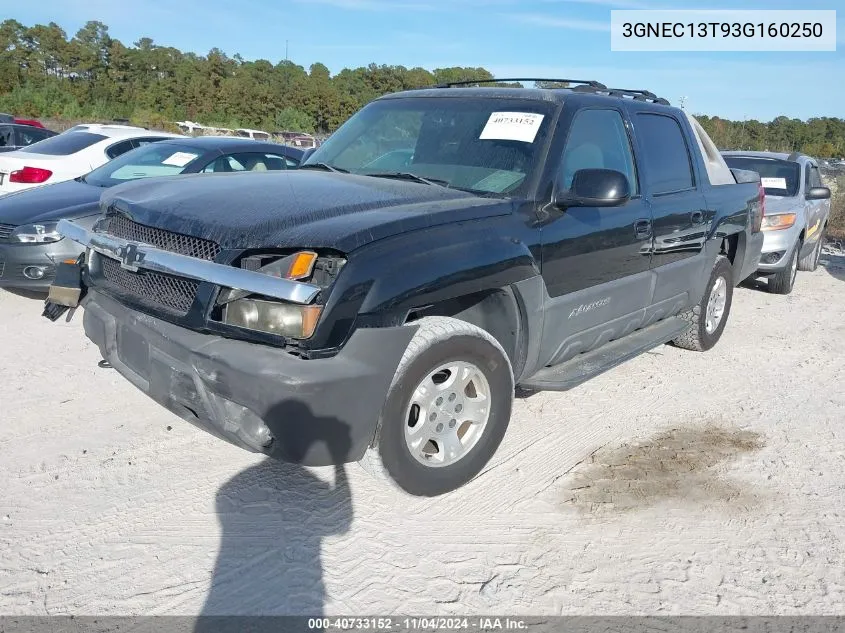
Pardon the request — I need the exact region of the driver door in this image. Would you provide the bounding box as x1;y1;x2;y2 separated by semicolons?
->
539;106;653;367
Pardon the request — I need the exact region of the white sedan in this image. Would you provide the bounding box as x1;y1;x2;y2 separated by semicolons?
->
0;124;183;196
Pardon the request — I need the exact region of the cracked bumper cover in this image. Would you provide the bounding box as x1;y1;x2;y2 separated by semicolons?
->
82;290;415;465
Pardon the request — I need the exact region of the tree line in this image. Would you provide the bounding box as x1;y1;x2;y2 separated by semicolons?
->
1;19;844;157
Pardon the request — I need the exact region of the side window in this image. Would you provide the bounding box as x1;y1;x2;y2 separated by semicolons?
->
133;136;169;148
560;109;638;195
17;127;51;146
0;126;12;147
808;165;823;189
634;113;694;194
202;152;289;173
105;140;136;159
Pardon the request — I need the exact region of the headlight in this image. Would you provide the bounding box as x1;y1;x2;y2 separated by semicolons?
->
10;222;63;243
761;213;797;231
223;299;322;339
216;249;345;339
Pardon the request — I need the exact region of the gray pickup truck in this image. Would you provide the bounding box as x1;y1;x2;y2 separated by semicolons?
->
723;151;831;294
45;80;765;496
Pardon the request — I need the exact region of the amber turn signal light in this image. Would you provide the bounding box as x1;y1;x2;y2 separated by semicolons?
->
286;251;318;280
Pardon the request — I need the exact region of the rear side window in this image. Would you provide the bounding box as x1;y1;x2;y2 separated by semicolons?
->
635;113;694;194
18;131;107;155
16;126;54;146
106;139;136;159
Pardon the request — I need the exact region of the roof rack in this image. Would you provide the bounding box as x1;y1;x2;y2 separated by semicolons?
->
434;77;608;89
571;84;670;105
431;77;670;105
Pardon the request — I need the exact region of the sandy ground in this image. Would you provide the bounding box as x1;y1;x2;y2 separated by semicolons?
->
1;251;845;617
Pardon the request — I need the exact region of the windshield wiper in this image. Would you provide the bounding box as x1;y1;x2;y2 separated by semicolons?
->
362;172;450;187
300;162;349;173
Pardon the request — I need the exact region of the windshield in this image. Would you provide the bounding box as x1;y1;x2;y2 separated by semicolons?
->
304;97;557;196
723;155;801;197
82;142;203;187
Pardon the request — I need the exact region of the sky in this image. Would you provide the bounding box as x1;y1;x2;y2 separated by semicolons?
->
5;0;844;121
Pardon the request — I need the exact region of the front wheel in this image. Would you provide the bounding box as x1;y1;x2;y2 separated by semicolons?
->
798;230;825;272
768;244;799;294
360;317;514;496
672;254;733;352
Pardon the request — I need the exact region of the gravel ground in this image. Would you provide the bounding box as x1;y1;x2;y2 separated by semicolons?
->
1;252;844;616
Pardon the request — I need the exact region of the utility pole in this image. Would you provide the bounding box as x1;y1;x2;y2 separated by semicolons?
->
679;96;688;111
285;40;289;63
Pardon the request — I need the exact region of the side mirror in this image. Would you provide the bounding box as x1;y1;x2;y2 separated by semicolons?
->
555;168;631;209
806;186;831;200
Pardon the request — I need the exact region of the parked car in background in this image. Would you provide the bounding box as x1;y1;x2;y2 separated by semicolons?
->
0;123;58;153
0;136;304;290
275;130;318;149
47;80;764;496
0;125;183;197
0;113;45;128
235;128;272;141
722;151;831;294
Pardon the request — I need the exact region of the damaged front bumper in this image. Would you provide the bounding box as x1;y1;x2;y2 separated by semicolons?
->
82;290;415;465
45;219;416;465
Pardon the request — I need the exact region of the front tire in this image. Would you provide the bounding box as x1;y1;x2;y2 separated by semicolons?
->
360;317;514;496
672;254;733;352
768;244;799;294
798;230;824;272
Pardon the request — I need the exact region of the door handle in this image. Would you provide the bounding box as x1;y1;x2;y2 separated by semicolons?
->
690;211;704;224
634;219;652;238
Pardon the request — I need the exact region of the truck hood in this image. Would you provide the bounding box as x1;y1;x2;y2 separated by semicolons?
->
0;178;102;225
101;170;513;252
764;195;805;215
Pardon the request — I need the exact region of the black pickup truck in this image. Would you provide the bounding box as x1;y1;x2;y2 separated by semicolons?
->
45;80;764;496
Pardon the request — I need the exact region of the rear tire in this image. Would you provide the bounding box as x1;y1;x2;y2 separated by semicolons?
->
768;244;799;294
798;231;824;272
672;255;733;352
360;316;514;497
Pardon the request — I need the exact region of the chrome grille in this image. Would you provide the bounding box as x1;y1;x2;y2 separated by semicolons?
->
0;223;14;242
104;215;220;261
100;257;199;315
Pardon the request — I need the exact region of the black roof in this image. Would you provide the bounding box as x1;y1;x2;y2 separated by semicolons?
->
379;80;674;110
158;135;304;156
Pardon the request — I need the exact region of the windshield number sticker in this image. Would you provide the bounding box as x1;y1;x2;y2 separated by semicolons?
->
760;177;787;189
480;112;544;143
162;151;199;167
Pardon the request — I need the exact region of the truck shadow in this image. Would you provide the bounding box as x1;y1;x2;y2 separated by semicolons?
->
820;251;845;282
0;287;47;301
194;401;354;630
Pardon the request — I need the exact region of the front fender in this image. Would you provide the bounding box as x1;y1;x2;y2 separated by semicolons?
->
310;217;541;351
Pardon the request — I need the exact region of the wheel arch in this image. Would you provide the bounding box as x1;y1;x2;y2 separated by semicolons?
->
404;285;531;381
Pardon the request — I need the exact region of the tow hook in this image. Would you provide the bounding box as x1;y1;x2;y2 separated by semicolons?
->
42;255;86;323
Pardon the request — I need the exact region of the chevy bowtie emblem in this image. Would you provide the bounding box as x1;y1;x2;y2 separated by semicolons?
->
117;243;144;272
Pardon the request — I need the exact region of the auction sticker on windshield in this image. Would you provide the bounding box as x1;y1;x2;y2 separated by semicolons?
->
480;112;544;143
760;177;787;190
161;151;199;167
